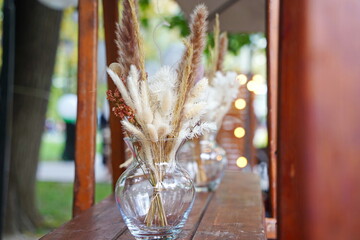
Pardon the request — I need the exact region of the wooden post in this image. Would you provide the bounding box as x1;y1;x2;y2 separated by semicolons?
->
266;0;279;218
73;0;98;217
278;0;360;239
102;0;126;190
248;90;256;169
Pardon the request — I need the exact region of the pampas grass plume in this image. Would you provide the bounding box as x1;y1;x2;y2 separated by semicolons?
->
121;120;146;140
147;124;158;142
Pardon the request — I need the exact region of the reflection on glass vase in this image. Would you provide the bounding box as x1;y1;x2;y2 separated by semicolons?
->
178;133;227;192
115;138;195;240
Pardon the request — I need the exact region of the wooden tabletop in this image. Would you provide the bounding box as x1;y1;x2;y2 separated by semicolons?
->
41;171;266;240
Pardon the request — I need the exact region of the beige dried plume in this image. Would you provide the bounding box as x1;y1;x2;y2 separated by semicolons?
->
217;32;228;72
171;5;208;136
208;14;220;80
116;0;146;80
187;4;208;86
171;39;193;138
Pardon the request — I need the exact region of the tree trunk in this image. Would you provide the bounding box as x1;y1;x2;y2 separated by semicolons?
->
4;0;62;234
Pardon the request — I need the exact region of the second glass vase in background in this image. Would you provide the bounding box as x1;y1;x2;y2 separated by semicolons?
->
178;133;227;192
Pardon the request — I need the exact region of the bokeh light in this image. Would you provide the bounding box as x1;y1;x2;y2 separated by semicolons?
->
234;99;246;110
234;127;245;138
236;74;247;85
247;80;256;92
252;74;263;83
236;157;248;168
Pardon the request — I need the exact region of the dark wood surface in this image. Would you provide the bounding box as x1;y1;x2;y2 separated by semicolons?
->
278;1;305;239
73;0;98;217
278;0;360;239
42;172;266;240
192;172;265;240
102;0;127;191
266;0;279;219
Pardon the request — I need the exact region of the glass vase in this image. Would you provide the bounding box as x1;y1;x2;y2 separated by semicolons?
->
115;138;195;240
178;133;227;192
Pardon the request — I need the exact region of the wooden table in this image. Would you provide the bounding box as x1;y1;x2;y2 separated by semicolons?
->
41;172;266;240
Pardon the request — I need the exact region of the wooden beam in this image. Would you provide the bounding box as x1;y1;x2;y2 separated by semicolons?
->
278;0;360;239
266;0;279;218
102;0;126;191
73;0;98;217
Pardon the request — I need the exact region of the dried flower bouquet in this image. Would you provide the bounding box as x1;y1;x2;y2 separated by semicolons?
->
107;0;213;227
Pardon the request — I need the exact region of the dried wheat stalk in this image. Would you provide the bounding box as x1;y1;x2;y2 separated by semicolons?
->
187;4;208;87
116;0;146;80
217;32;228;72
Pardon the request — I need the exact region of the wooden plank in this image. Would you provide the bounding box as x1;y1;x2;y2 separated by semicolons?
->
266;0;279;219
42;172;265;239
73;0;98;217
278;0;360;239
178;191;214;239
116;192;214;240
102;0;126;191
193;172;266;240
41;196;127;240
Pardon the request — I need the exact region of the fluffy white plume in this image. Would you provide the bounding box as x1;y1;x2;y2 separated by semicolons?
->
204;71;240;127
187;77;209;103
161;91;173;115
141;81;153;124
186;122;217;139
147;124;158;142
121;120;146;141
107;68;134;109
183;102;206;120
127;65;142;117
148;66;177;94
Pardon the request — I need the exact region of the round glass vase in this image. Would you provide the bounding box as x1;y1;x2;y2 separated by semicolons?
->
178;133;227;192
115;138;195;240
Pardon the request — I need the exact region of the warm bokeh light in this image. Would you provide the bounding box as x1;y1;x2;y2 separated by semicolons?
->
236;74;247;85
252;74;263;83
234;99;246;110
236;157;248;168
234;127;245;138
247;80;256;92
216;155;223;161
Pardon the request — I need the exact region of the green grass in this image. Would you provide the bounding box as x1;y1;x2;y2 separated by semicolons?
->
39;132;103;161
39;139;64;162
36;181;112;236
